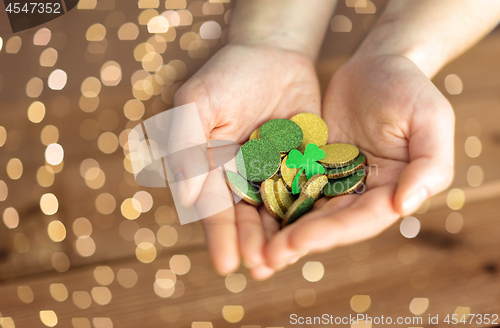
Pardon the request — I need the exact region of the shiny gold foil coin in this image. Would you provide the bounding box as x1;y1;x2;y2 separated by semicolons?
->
290;113;328;152
319;143;359;168
300;174;328;200
274;177;295;212
261;179;284;220
325;154;366;179
281;195;315;228
249;128;259;140
324;169;367;198
281;155;307;191
226;171;263;206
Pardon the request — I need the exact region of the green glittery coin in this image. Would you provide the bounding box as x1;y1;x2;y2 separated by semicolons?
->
323;169;366;198
281;195;314;227
325;154;366;179
258;119;303;153
236;139;281;182
226;171;263;206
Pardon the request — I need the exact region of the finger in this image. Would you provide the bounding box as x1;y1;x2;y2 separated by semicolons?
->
266;185;399;269
395;91;455;216
258;206;280;240
248;264;275;281
235;202;266;268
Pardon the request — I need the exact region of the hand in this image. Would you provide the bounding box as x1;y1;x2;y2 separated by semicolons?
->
265;54;455;269
172;43;321;279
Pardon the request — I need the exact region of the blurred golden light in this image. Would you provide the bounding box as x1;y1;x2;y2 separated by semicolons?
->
156;269;176;289
48;220;66;242
188;39;210;58
199;21;221;39
0;180;7;201
302;261;324;282
124;99;145;121
40;193;59;215
78;0;97;9
13;232;30;253
170;254;191;275
139;9;159;25
349;263;371;282
453;307;471;323
17;286;34;303
81;77;102;97
6;36;22;54
202;2;223;15
37;166;55;187
26;77;43;98
180;31;197;50
40;48;58;67
155;206;177;226
162;10;180;26
225;273;246;293
91;287;112;305
169;59;187;79
136;242;157;263
73;217;93;237
93;318;113;328
45;143;64;165
94;266;114;286
86;23;107;41
0;36;3;51
98;132;119;154
166;0;186;9
87;39;108;54
6;158;23;180
400;216;420;238
28;101;46;123
39;310;58;327
445;74;463;95
40;125;59;146
48;160;64;174
467;165;484;187
446;212;464;234
134;227;156;246
295;288;316;307
142;52;163;71
80;119;100;140
355;0;376;14
154;280;175;298
447;188;466;210
80;158;99;178
79;95;99;113
75;236;96;257
139;0;159;8
51;252;70;272
100;61;122;86
133;191;153;213
464;136;482;158
0;126;6;147
47;69;68;90
350;295;371;313
95;193;116;215
177;10;193;26
0;317;15;328
50;283;68;302
118;22;139;40
147;35;167;54
72;318;91;328
192;323;213;328
3;207;19;229
157;226;178;247
409;297;429;315
72;291;92;309
33;28;51;45
222;305;244;323
148;16;169;33
117;268;138;288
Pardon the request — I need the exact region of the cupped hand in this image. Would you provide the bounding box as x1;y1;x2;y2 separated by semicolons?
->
265;54;455;269
172;43;321;278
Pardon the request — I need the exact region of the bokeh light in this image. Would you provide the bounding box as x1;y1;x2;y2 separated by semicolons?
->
400;216;420;238
302;261;325;282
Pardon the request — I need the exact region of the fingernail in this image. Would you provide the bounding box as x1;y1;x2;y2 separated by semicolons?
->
402;188;426;215
243;261;258;269
288;255;301;265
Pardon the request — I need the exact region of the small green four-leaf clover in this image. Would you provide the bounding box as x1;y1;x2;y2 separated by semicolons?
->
286;143;326;194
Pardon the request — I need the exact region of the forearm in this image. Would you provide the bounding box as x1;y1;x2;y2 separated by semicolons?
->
353;0;500;78
228;0;337;60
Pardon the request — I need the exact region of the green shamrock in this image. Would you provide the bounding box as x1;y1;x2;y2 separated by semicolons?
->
286;143;326;194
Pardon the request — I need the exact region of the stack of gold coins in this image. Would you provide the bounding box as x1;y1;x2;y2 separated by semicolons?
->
226;113;367;228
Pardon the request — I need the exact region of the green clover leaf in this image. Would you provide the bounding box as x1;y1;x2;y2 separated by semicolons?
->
286;143;326;194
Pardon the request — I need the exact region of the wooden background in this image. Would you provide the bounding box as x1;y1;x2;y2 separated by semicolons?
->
0;0;500;327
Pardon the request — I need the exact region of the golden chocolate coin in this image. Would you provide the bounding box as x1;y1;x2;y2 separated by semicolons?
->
319;143;359;168
324;169;367;198
300;174;328;200
261;179;284;220
281;155;307;191
281;195;315;228
325;154;366;179
274;177;295;212
290;113;328;152
249;128;259;140
226;171;263;206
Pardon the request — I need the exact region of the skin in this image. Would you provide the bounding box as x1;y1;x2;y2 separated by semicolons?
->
171;0;500;278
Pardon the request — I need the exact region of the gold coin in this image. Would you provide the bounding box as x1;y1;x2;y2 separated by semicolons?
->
290;113;328;152
300;174;328;200
274;177;295;212
319;143;359;168
281;155;307;191
261;179;284;220
249;128;259;140
281;195;315;228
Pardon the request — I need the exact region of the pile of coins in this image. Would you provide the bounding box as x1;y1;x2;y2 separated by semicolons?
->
226;113;367;227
